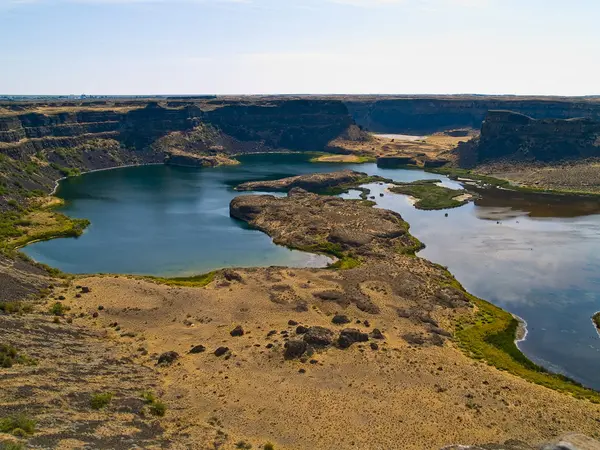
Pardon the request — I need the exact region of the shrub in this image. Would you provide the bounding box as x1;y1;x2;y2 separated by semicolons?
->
49;302;68;316
0;415;36;436
149;401;166;417
0;441;26;450
0;344;18;368
264;443;275;450
90;392;113;410
235;442;252;449
0;302;32;315
141;391;167;417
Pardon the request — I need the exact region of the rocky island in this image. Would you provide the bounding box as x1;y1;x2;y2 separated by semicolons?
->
235;169;385;194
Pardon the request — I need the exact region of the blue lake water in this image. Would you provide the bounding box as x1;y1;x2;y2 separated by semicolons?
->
23;153;600;390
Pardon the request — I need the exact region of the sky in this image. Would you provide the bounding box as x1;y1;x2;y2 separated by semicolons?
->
0;0;599;95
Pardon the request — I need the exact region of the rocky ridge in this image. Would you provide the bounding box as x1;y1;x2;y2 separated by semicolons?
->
457;110;600;167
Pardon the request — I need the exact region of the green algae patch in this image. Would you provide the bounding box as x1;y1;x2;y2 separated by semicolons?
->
389;179;471;210
444;269;600;402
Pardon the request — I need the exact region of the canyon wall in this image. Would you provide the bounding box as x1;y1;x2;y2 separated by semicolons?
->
0;99;357;203
456;110;600;166
345;97;600;134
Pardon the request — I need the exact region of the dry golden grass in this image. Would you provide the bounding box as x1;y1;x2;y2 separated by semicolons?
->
54;272;600;450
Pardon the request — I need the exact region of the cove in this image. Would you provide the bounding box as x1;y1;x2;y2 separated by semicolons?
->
23;153;448;277
23;153;600;391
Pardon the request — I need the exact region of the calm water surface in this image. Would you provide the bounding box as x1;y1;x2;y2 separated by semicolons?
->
24;153;600;390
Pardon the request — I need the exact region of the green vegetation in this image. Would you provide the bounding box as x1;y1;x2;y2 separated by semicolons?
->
298;241;361;271
0;344;35;369
0;415;36;436
593;312;600;332
329;255;361;270
0;301;32;315
49;302;68;316
0;441;25;450
0;206;89;255
308;152;376;164
443;270;600;402
90;392;113;410
389;179;470;210
147;271;216;288
319;175;390;196
141;391;167;417
426;166;598;196
396;234;426;256
50;163;81;178
235;442;253;449
426;167;512;189
264;443;275;450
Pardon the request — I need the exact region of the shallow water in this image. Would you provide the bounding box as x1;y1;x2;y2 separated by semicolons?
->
345;183;600;390
24;153;600;390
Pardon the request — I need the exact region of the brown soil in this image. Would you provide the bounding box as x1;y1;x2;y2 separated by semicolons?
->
476;160;600;194
328;131;474;165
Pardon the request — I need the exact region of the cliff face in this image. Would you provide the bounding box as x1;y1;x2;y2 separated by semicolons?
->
204;99;354;151
457;110;600;166
346;97;600;134
0;100;357;208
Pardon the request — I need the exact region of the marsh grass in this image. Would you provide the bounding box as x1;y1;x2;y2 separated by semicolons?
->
442;268;600;402
147;271;216;288
389;180;469;210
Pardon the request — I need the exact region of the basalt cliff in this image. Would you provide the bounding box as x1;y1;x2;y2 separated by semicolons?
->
346;96;600;134
456;110;600;167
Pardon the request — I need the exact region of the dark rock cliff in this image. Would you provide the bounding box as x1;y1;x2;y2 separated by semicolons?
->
457;110;600;166
204;99;354;151
346;97;600;134
0;99;357;207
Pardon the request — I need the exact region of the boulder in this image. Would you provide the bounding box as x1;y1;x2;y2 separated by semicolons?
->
157;351;179;366
214;347;229;357
284;340;307;359
338;328;369;349
371;329;385;340
303;326;334;347
230;325;244;337
332;314;351;325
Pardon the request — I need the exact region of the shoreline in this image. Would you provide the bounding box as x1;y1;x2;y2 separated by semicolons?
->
50;162;164;195
592;311;600;338
24;156;600;395
514;313;529;345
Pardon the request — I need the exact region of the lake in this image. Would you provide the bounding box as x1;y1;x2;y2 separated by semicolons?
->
23;153;600;390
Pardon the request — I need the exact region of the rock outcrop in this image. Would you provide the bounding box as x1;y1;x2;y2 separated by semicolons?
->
164;149;239;168
457;110;600;166
235;170;381;193
346;96;600;134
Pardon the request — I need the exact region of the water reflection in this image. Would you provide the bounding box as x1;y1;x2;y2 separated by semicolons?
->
345;183;600;390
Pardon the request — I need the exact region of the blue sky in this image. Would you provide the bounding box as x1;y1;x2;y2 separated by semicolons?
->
1;0;598;95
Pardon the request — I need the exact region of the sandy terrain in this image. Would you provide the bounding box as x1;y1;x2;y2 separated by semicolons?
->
327;131;474;165
43;270;600;450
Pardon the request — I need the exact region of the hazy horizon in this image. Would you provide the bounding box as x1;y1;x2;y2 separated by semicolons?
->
2;0;599;96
